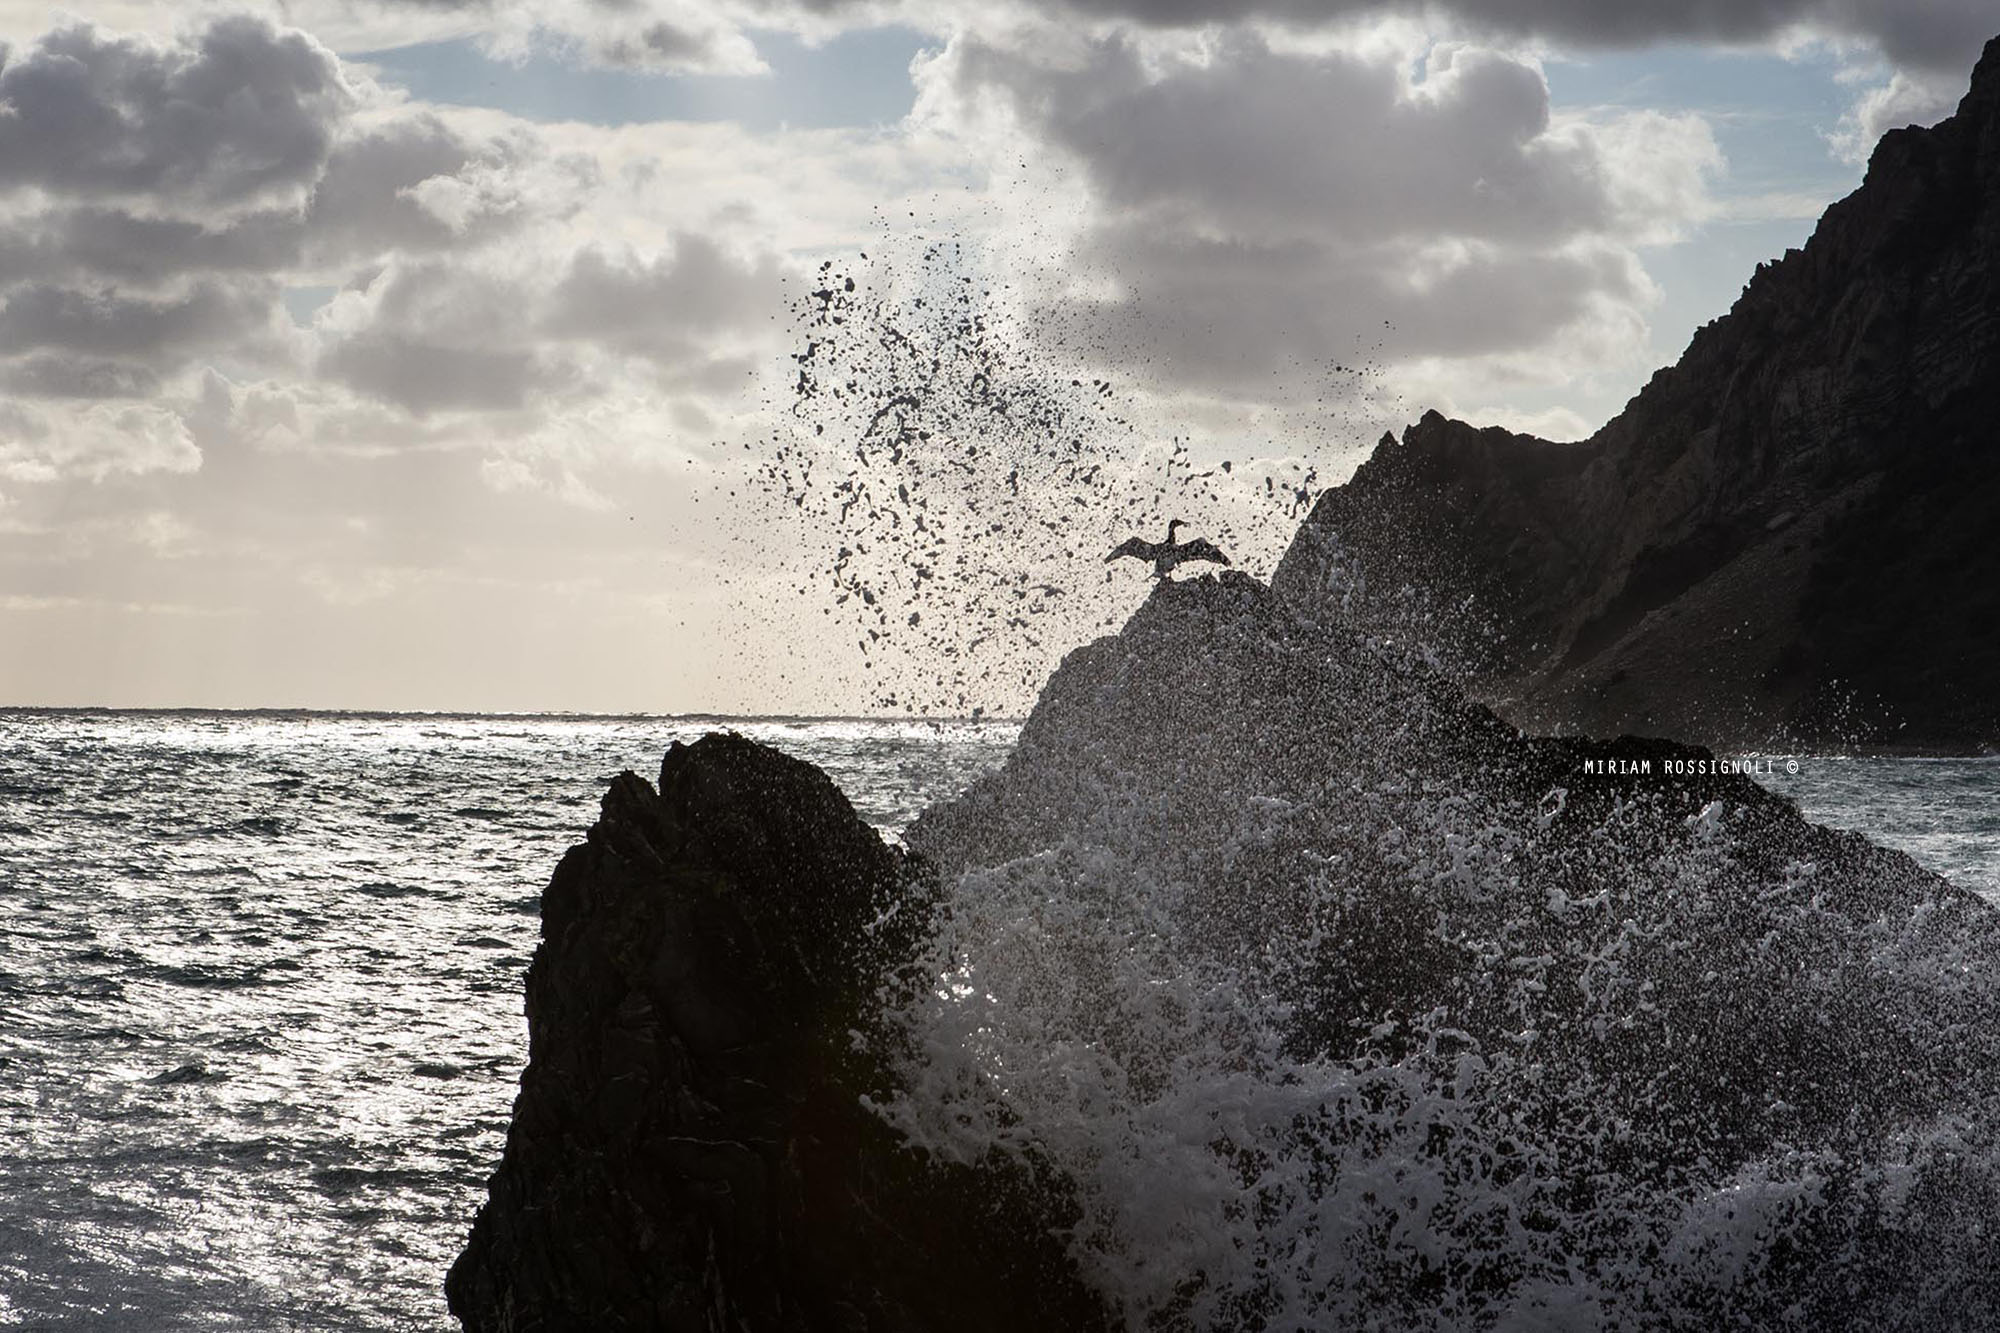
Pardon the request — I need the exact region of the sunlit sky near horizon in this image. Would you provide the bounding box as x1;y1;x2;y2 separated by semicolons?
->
0;0;1991;713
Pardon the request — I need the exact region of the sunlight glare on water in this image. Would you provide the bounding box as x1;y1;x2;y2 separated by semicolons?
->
0;711;1991;1329
0;711;1014;1332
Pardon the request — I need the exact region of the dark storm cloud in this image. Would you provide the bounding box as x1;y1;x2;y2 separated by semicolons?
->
0;17;353;206
1034;0;1995;74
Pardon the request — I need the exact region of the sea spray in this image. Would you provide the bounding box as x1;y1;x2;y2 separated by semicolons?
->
745;235;1349;716
875;574;2000;1328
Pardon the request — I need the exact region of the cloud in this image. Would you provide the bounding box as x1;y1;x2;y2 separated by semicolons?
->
0;112;548;293
0;15;766;436
316;259;572;413
0;16;354;206
314;226;787;416
0;400;200;483
0;19;342;411
302;114;538;262
1827;65;1969;161
0;279;282;361
983;0;1995;76
938;0;1993;160
919;31;1718;396
1806;0;1997;75
476;2;771;75
0;356;165;399
974;38;1610;245
541;235;784;358
26;208;308;286
321;333;554;413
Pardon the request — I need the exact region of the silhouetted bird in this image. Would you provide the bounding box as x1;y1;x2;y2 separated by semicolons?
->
1107;520;1231;579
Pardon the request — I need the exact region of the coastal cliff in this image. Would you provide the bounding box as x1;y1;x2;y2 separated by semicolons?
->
445;732;1112;1332
1273;35;2000;750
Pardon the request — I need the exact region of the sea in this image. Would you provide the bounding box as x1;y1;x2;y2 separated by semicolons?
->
0;709;1994;1331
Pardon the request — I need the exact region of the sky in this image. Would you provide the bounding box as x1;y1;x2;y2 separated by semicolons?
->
0;0;1992;714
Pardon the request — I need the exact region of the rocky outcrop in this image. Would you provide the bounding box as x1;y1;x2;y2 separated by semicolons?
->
1273;35;2000;751
453;576;2000;1329
446;732;1112;1333
900;573;2000;1328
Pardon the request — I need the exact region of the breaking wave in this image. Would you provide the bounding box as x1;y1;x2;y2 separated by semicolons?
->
876;577;2000;1329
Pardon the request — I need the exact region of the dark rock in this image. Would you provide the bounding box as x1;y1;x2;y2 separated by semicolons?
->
904;573;2000;1327
149;1062;217;1085
446;732;1112;1333
1273;35;2000;751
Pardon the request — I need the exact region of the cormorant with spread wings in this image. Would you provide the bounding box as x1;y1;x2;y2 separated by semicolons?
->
1107;520;1231;579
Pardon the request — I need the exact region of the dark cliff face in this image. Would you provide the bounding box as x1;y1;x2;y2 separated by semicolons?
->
446;732;1111;1333
1273;35;2000;751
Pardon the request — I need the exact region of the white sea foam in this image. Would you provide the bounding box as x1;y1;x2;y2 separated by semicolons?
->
886;798;2000;1326
880;590;2000;1329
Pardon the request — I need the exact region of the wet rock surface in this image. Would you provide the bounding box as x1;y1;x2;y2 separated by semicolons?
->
446;732;1111;1333
453;577;2000;1330
899;573;2000;1327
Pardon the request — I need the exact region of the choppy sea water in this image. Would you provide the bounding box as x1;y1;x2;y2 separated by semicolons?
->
0;711;1992;1331
1760;754;2000;900
0;712;1014;1332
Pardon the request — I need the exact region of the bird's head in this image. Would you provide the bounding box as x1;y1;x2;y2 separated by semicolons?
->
1167;518;1185;540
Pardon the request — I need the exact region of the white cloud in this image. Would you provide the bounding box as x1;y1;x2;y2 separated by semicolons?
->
0;400;201;483
909;29;1718;399
1826;66;1967;161
475;1;770;74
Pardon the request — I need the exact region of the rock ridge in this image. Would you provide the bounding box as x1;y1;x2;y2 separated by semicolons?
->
1273;34;2000;750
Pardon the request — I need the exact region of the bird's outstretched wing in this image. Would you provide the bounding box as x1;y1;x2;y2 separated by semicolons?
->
1106;537;1151;563
1176;539;1231;566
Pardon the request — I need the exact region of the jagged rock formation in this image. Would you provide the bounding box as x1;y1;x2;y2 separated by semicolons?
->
446;732;1112;1333
1273;35;2000;751
452;576;2000;1330
897;573;2000;1328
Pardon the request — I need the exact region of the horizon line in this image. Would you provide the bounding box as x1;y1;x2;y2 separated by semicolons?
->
0;704;1025;725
